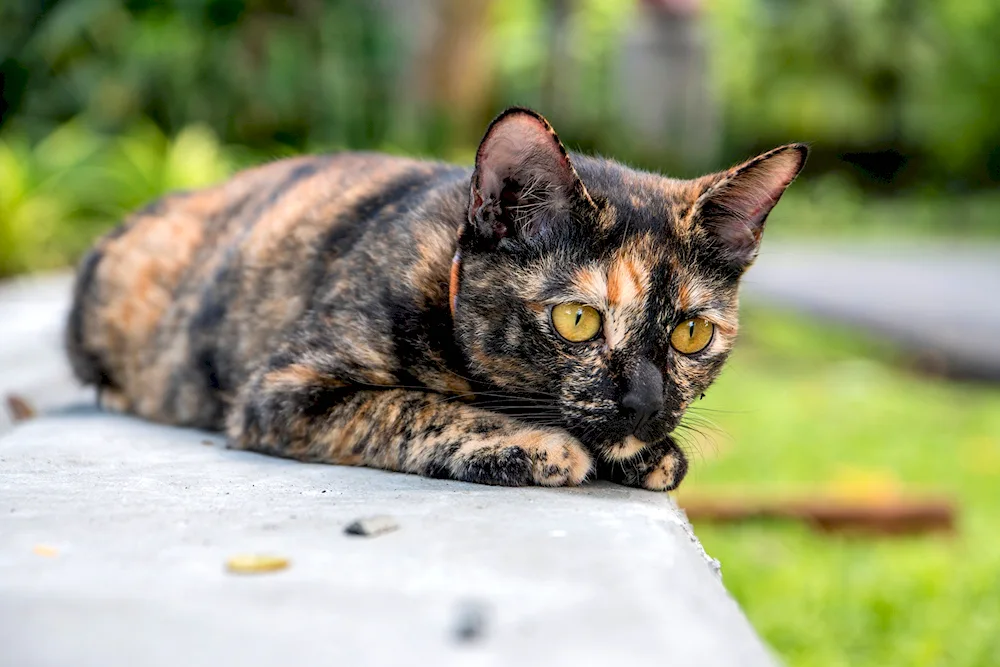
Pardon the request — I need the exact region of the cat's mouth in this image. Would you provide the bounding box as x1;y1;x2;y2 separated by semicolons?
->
478;391;681;454
564;410;680;457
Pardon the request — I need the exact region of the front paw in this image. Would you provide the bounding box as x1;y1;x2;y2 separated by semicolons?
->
642;445;688;491
453;428;592;487
523;429;593;487
598;437;688;491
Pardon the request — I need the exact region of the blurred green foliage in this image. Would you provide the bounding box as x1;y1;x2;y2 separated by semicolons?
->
5;0;1000;178
1;0;999;275
0;119;231;274
710;0;1000;187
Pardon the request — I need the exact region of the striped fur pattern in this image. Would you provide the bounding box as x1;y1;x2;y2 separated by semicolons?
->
66;108;806;490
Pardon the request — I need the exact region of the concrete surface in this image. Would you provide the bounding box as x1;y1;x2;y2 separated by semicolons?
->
0;273;88;434
0;410;776;667
0;272;775;666
745;242;1000;380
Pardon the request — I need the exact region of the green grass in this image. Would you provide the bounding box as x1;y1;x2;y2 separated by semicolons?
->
680;309;1000;667
767;174;1000;240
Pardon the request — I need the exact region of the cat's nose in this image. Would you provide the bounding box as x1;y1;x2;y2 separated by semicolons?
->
621;360;664;433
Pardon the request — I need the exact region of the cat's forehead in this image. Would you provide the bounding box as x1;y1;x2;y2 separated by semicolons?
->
566;158;711;290
573;155;703;238
565;230;724;310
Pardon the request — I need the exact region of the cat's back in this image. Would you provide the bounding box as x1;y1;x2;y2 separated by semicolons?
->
67;151;469;427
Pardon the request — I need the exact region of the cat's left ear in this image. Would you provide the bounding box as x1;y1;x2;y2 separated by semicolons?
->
468;107;595;248
692;143;808;272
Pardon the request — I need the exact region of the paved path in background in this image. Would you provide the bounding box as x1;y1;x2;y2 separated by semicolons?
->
745;242;1000;380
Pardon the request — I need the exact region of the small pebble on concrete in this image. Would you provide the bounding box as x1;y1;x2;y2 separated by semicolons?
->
452;600;488;644
344;515;399;537
6;394;37;422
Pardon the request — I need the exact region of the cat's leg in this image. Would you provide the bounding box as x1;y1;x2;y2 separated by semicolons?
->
226;365;593;487
596;437;688;491
97;387;131;413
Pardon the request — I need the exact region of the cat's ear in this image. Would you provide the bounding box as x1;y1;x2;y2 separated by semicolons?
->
468;107;594;247
692;143;808;271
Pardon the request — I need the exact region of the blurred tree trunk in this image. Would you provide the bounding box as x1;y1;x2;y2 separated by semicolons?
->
541;0;572;120
618;0;718;171
382;0;496;154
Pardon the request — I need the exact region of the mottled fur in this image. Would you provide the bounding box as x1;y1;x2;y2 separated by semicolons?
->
67;108;805;490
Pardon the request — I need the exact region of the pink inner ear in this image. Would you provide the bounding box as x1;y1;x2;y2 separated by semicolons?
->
475;112;575;200
716;149;804;229
695;145;806;268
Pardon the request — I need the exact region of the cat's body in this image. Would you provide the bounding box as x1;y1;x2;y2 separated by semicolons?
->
67;109;805;490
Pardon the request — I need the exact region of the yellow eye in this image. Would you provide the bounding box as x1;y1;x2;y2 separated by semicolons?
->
551;302;602;342
670;317;714;355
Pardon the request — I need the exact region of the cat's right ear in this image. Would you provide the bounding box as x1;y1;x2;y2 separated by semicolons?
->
467;107;594;248
690;143;808;272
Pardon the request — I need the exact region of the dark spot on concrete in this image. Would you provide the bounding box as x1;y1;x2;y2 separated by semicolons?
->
453;599;489;643
344;515;399;537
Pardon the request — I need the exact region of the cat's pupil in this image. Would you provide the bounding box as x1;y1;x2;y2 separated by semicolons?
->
687;320;695;338
575;309;583;326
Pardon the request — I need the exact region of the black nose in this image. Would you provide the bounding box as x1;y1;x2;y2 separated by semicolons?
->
621;360;664;434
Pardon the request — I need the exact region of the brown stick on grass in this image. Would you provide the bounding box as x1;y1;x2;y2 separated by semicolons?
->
679;496;956;536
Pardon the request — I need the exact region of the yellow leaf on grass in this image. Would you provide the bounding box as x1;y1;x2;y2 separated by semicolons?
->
826;466;903;502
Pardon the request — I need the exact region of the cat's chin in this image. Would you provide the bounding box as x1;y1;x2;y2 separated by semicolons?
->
601;435;649;462
581;420;680;462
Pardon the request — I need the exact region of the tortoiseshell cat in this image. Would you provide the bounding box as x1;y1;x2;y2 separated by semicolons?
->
66;108;805;491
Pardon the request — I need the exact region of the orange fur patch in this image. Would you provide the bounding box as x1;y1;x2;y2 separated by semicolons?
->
676;282;692;311
264;364;343;390
645;452;679;491
607;257;645;308
571;265;608;304
449;251;462;316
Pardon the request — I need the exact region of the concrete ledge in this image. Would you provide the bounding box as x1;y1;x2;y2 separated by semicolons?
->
1;409;773;666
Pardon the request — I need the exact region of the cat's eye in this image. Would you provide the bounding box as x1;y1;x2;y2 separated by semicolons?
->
551;302;602;342
670;317;714;355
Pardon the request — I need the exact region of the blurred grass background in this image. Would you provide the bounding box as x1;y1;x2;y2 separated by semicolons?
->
2;1;999;665
683;311;1000;666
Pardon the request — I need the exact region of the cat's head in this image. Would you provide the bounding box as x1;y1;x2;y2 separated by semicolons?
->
452;107;806;467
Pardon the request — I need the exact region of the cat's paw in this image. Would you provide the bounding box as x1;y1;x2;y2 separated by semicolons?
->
445;429;590;487
642;446;688;491
98;387;130;413
522;429;592;487
596;436;688;491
